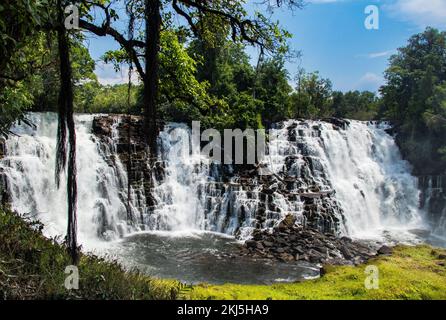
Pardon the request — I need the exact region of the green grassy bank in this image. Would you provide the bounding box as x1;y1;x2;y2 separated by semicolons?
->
1;207;445;300
0;207;180;299
187;245;446;300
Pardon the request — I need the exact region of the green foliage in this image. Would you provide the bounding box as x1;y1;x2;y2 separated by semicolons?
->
31;34;97;112
255;57;293;124
0;0;57;134
0;83;34;136
187;245;446;300
188;35;293;129
80;83;140;114
290;70;333;118
0;207;180;299
380;27;446;173
332;90;379;120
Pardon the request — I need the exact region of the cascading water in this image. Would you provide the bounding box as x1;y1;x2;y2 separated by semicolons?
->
419;175;446;239
0;113;427;249
0;113;137;248
267;120;423;239
149;123;264;238
320;121;423;237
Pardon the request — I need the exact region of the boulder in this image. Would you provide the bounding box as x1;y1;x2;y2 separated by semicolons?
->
245;240;257;249
262;241;274;247
278;214;296;231
377;245;393;255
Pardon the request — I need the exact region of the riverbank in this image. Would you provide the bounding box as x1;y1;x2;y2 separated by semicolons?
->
0;207;180;299
188;245;446;300
1;207;446;300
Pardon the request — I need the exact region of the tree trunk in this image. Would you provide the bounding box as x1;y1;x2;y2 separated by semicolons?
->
56;0;78;265
144;0;161;154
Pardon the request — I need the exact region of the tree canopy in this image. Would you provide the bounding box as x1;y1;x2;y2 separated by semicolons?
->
380;27;446;174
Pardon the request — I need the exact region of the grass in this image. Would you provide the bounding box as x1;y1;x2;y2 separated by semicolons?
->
187;245;446;300
0;207;181;299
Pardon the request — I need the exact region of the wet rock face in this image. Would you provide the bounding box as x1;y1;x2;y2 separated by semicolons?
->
419;175;446;235
0;138;5;159
0;138;9;206
0;168;8;206
241;216;377;265
91;116;347;238
93;115;163;224
93;114;160;196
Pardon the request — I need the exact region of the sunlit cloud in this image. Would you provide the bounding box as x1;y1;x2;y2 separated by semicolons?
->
95;62;140;86
356;72;384;91
384;0;446;29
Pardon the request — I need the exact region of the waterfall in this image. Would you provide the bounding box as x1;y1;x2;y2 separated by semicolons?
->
269;120;422;238
419;175;446;238
149;123;263;238
0;113;427;248
0;113;136;248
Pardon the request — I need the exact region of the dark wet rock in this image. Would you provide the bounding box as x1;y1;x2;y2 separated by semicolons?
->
0;138;5;159
0;168;9;206
321;117;350;130
278;214;296;231
242;215;377;266
256;242;264;250
0;138;9;206
263;240;274;247
377;245;393;255
246;240;257;249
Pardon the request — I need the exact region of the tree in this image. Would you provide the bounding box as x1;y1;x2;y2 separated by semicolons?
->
255;56;293;124
78;0;304;151
331;90;379;120
55;0;78;264
291;70;332;118
0;0;53;136
380;27;446;173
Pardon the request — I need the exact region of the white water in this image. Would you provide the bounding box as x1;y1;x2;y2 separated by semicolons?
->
420;175;446;239
149;123;262;238
266;120;423;239
321;121;422;237
0;113;427;249
0;113;135;249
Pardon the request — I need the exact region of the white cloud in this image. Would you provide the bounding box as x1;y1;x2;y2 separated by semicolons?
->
384;0;446;28
356;50;395;59
367;50;394;59
356;72;383;91
95;62;140;86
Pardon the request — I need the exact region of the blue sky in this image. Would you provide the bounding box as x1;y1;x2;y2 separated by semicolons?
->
87;0;446;92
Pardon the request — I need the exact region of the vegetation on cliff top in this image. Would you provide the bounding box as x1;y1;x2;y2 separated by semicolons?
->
187;245;446;300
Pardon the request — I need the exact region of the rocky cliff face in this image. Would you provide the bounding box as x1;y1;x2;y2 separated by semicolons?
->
419;175;446;235
92;115;161;223
392;130;446;235
0;138;8;206
91;115;346;237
